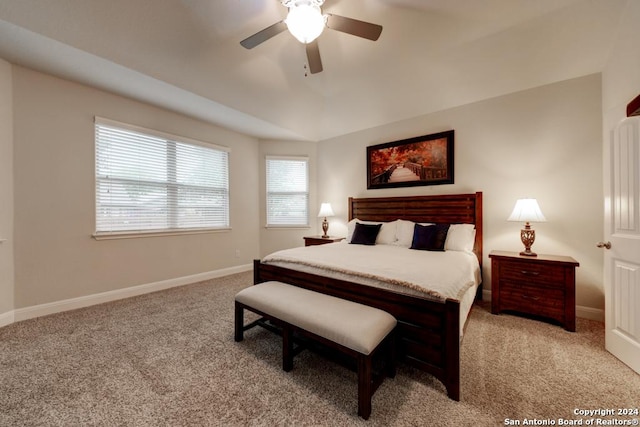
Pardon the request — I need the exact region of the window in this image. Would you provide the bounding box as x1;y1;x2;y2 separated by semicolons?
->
95;118;229;237
266;156;309;227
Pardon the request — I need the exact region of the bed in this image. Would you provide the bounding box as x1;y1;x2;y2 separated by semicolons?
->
253;192;483;400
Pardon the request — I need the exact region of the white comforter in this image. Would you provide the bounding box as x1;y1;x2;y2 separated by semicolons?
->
262;242;481;303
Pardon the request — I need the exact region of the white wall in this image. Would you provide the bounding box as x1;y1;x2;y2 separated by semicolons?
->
0;58;14;323
317;74;604;313
12;66;261;309
258;140;318;257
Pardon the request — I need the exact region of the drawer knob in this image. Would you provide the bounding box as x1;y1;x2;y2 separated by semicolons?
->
522;294;540;301
596;241;611;250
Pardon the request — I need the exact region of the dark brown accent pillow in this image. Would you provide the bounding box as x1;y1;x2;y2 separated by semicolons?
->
410;223;450;251
350;222;382;245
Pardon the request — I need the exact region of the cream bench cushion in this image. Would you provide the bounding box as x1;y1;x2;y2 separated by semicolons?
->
235;281;396;355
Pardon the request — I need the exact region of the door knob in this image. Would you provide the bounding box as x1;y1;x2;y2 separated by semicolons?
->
596;241;611;249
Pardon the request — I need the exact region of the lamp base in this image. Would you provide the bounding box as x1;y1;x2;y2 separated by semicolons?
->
520;223;537;257
519;250;538;257
321;217;329;238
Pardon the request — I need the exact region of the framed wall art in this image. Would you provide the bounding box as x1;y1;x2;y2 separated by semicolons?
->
367;130;454;189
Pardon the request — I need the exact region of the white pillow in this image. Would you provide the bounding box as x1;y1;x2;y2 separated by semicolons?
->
347;219;398;244
376;220;398;245
445;224;476;252
394;219;416;247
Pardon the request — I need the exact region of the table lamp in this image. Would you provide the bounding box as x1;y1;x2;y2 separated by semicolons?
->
317;203;335;238
508;198;546;257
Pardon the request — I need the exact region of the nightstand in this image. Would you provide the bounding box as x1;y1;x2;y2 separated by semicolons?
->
489;250;579;331
304;236;345;246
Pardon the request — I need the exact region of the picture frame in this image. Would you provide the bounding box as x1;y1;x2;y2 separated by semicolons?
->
367;130;454;189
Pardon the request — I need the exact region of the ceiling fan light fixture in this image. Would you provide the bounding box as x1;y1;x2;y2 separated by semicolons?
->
284;1;327;44
243;0;381;75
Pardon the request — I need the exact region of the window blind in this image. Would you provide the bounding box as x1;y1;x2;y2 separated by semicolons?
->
95;118;229;235
266;156;309;226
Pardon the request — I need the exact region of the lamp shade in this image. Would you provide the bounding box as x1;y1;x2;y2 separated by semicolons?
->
285;2;326;44
317;202;334;218
508;199;546;223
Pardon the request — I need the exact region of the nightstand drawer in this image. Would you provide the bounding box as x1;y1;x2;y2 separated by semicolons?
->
500;281;564;310
500;280;564;300
499;290;565;321
499;260;565;286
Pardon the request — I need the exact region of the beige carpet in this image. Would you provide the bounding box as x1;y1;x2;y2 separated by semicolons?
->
1;271;639;426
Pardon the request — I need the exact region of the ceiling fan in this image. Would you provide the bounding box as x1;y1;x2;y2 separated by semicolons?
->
240;0;383;74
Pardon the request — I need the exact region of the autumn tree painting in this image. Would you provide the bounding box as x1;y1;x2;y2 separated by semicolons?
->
367;130;454;189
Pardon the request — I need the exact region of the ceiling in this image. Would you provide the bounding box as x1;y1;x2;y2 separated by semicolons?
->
0;0;626;141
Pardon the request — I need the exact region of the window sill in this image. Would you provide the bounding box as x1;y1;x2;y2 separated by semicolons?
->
93;227;231;240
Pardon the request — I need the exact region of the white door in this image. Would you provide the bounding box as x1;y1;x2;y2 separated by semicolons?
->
604;115;640;374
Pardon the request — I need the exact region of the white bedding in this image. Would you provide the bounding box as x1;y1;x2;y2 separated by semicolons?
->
263;241;480;298
262;242;482;336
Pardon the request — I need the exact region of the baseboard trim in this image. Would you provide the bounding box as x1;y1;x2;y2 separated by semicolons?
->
481;290;604;322
576;305;604;322
0;310;15;328
10;263;253;325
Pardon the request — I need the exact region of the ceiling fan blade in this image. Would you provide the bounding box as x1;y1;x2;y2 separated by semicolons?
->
326;14;382;41
306;41;323;74
240;21;287;49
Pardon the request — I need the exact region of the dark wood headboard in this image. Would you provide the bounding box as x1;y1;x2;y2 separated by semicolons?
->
348;192;483;265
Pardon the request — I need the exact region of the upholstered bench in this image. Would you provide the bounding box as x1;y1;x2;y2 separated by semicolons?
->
234;281;397;420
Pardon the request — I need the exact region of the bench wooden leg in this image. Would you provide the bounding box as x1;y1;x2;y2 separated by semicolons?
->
234;302;244;342
387;332;396;378
357;354;372;420
282;326;293;372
